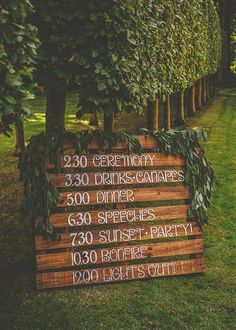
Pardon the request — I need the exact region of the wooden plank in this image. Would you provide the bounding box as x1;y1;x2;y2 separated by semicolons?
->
62;135;159;151
37;204;190;229
35;221;201;251
50;169;185;188
34;135;206;289
36;257;205;289
36;238;203;271
47;152;185;169
58;186;191;207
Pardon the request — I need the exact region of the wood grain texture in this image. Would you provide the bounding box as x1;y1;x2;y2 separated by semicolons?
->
36;238;203;270
36;204;190;229
47;152;185;169
50;169;185;188
35;221;201;251
62;135;159;151
35;137;205;289
58;186;191;207
36;257;205;289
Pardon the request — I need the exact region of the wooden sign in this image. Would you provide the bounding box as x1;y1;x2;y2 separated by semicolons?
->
35;136;205;289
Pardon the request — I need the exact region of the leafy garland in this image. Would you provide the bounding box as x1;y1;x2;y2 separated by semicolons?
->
141;128;214;225
18;128;214;240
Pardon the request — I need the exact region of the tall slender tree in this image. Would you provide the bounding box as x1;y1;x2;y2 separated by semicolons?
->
0;0;38;152
31;1;83;133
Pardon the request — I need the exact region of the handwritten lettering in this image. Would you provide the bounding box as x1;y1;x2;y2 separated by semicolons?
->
93;154;156;167
98;208;155;224
103;265;145;282
94;169;184;185
151;223;193;238
72;262;177;285
71;245;148;266
96;189;134;203
69;223;192;247
99;228;145;244
101;246;147;263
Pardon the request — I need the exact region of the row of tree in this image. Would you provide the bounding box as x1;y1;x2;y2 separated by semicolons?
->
0;0;226;145
32;0;222;134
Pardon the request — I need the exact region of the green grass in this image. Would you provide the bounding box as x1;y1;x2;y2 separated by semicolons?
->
1;89;236;329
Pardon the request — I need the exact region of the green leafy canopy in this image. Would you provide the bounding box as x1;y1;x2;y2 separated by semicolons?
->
75;0;221;115
0;0;39;134
30;1;221;117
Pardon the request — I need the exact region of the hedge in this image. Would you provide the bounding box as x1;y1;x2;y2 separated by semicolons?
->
75;0;222;116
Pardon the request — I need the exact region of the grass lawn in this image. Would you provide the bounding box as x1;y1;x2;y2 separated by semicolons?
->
0;89;236;329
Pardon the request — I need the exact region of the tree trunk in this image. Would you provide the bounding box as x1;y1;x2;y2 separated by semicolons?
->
153;96;159;130
197;79;202;110
89;111;99;126
218;69;223;83
206;76;210;102
147;97;159;130
147;100;153;130
164;95;171;131
189;84;196;116
202;77;207;105
212;74;216;96
104;112;114;134
46;88;66;133
14;118;25;155
219;0;235;80
209;76;213;98
208;76;212;99
175;90;185;126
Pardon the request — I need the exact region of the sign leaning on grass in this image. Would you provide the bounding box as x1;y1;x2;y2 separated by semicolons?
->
35;136;205;289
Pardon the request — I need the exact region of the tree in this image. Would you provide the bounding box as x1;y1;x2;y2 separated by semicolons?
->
215;0;236;79
31;1;83;133
31;0;222;133
230;16;236;75
0;0;38;149
74;0;222;131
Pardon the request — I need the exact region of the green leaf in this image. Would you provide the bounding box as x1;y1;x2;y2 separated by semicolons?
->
78;58;86;65
202;130;208;141
5;95;16;104
128;38;136;45
92;50;98;58
97;82;106;91
112;54;118;62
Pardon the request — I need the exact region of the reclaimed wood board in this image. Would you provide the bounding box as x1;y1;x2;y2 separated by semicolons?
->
58;186;191;207
62;135;159;151
36;238;204;271
50;168;185;188
36;257;205;289
36;204;190;229
34;136;205;290
35;221;201;251
47;152;185;169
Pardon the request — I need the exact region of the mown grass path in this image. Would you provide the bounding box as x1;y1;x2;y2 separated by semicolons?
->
0;89;236;329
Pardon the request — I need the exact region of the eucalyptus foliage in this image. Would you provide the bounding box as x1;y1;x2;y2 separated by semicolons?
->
0;0;38;134
19;129;214;240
